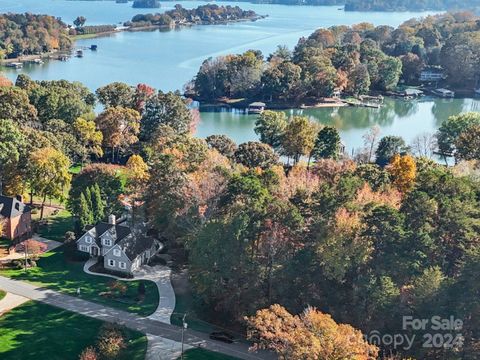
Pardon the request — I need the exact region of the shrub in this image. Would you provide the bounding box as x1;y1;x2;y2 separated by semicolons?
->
96;323;125;359
108;280;127;297
79;346;98;360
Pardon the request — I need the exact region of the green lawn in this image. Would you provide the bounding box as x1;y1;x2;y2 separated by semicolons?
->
0;289;6;301
36;209;75;242
180;348;240;360
0;248;159;316
0;301;147;360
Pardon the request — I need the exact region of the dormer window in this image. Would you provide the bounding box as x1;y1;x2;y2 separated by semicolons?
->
103;238;112;246
85;236;92;244
113;249;121;257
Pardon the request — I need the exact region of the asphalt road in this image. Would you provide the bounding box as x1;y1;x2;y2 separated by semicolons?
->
0;276;275;360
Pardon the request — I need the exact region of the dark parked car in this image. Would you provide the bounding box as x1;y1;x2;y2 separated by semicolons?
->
209;331;235;344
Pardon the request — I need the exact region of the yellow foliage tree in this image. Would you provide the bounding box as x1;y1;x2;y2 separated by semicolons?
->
387;154;417;193
246;304;378;360
126;154;149;184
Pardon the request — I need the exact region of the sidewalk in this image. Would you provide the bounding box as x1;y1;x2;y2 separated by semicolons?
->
0;292;29;316
0;275;272;360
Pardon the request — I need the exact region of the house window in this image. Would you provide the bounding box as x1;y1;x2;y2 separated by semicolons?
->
85;236;92;244
108;259;115;267
113;249;121;257
80;245;88;252
103;238;112;246
119;262;126;270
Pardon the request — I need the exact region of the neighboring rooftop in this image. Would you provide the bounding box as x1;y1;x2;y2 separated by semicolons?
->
0;195;31;219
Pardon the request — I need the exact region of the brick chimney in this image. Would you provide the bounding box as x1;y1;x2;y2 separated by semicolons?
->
108;214;116;225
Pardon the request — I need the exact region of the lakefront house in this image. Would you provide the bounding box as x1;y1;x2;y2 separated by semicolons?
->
76;215;160;275
0;195;32;241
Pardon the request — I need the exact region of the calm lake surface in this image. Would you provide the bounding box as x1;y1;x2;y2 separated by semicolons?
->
2;0;479;151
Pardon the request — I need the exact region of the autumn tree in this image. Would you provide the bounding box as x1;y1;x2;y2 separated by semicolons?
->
141;91;193;140
282;116;318;164
28;147;71;219
96;82;134;109
96;324;125;360
455;124;480;161
95;107;141;162
79;347;98;360
73;116;103;165
205;134;237;159
0;120;26;195
387;154;417;192
246;304;378;360
234;142;279;169
0;87;38;126
254;110;288;151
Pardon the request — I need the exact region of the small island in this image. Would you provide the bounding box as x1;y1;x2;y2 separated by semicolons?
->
125;4;264;29
132;0;160;9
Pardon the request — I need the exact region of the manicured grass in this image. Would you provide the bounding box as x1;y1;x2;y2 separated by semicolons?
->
0;301;147;360
36;209;75;242
0;248;159;316
180;348;240;360
0;290;6;301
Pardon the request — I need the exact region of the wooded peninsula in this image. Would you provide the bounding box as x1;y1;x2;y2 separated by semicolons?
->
189;12;480;105
125;4;263;28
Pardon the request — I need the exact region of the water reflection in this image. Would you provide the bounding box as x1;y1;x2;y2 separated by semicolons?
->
196;97;480;152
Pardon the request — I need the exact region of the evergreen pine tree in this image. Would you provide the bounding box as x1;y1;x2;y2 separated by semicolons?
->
91;183;105;222
79;192;93;230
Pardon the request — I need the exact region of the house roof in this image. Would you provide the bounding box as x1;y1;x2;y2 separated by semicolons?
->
85;222;132;247
0;195;31;219
81;221;157;261
117;233;156;261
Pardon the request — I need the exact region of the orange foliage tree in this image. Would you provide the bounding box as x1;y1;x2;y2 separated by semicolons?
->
387;154;416;193
246;304;378;360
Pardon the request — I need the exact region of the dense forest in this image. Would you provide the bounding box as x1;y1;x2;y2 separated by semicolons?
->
220;0;479;12
345;0;480;12
189;12;480;104
1;72;479;358
126;4;261;28
0;13;72;59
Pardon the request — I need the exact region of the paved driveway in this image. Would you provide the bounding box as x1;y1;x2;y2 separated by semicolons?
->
83;259;175;324
0;276;275;360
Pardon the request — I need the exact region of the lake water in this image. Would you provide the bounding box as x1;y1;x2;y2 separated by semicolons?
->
2;0;479;151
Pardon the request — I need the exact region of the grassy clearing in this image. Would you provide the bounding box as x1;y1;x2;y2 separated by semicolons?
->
0;248;159;316
0;301;147;360
180;348;240;360
36;209;74;242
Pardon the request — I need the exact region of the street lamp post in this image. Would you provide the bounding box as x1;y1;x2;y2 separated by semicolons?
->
181;313;188;360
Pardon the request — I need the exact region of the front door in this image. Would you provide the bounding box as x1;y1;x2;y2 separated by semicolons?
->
91;246;99;256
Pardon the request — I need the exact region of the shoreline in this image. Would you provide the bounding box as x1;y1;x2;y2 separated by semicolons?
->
0;15;266;64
